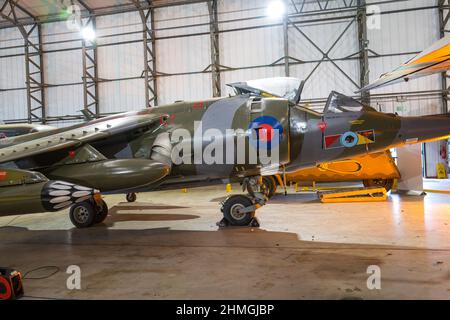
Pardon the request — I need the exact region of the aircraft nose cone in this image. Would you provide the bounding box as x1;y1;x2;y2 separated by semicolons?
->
400;114;450;143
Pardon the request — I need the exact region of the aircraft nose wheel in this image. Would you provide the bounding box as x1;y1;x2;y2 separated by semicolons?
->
220;195;258;227
126;193;137;203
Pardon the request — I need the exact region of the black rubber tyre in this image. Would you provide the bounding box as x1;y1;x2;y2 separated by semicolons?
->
70;201;96;228
262;176;277;199
363;178;394;192
222;195;254;226
126;193;137;203
94;200;109;224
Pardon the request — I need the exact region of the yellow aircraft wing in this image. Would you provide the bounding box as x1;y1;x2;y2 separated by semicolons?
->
359;36;450;92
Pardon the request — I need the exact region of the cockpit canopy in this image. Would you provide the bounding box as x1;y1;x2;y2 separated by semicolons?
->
324;91;377;114
227;77;377;114
227;77;303;104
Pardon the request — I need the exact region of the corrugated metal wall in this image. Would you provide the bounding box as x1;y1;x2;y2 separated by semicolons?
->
97;11;145;113
42;21;84;118
219;0;285;95
156;2;212;105
0;0;445;125
0;27;27;120
289;18;360;99
367;0;442;116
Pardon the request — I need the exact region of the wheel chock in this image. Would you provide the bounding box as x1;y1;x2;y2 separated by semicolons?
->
216;217;260;228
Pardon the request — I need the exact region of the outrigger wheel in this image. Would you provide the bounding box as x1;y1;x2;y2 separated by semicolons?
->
126;192;137;203
70;199;109;228
94;200;109;224
70;201;96;228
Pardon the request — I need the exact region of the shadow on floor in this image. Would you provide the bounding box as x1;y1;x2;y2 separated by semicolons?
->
102;204;199;226
113;204;190;210
1;225;447;300
0;224;417;252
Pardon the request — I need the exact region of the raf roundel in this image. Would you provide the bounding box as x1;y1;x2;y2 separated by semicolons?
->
340;131;359;148
248;115;284;150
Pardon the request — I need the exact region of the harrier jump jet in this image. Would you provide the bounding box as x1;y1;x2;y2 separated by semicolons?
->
1;77;450;228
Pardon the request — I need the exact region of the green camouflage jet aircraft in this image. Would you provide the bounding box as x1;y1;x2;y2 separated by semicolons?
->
1;77;449;228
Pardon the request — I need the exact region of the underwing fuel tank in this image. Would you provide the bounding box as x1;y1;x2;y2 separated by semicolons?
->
0;169;99;216
43;159;171;192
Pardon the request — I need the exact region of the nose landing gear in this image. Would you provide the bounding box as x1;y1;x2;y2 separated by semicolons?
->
218;176;268;228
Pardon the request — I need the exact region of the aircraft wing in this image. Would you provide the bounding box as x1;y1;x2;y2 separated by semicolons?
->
0;112;166;164
359;36;450;92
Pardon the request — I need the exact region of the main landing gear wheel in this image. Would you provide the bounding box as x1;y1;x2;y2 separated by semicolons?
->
363;178;394;192
262;176;277;199
126;193;137;203
94;200;109;224
221;195;255;226
70;201;96;228
242;176;277;199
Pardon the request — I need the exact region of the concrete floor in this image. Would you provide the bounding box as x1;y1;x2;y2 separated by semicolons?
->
424;178;450;193
0;184;449;300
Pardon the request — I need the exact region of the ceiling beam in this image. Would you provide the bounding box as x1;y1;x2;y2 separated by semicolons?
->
76;0;93;13
13;0;36;19
0;0;209;29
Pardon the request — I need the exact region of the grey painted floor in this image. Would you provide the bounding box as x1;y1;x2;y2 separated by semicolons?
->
0;184;449;300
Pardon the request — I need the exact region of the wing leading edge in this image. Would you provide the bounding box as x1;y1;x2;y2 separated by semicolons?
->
0;112;167;164
359;36;450;92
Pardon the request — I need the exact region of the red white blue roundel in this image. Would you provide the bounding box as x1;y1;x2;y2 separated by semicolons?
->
248;115;284;150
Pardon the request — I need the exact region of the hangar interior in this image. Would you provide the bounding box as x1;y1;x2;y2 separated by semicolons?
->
0;0;450;300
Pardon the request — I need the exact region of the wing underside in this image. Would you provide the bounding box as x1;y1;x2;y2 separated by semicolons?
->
360;36;450;92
